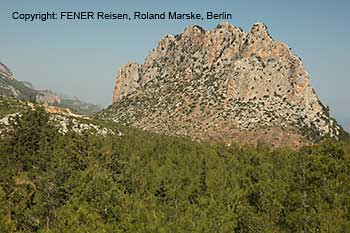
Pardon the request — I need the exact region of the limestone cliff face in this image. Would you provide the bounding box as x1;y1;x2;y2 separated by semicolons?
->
106;22;342;147
112;62;141;102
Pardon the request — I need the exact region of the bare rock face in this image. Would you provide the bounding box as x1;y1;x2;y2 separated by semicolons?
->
0;62;13;79
105;22;342;147
112;62;141;102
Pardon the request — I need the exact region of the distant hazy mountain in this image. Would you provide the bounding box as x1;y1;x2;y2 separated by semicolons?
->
0;62;101;115
0;62;38;101
53;96;102;116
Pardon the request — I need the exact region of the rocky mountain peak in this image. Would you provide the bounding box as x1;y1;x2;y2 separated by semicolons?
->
104;22;342;147
250;22;271;40
183;25;206;35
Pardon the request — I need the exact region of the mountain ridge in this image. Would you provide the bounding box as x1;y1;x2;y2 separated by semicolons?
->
0;62;102;115
100;22;343;148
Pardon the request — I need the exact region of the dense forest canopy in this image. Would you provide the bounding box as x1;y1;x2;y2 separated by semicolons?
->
0;107;349;232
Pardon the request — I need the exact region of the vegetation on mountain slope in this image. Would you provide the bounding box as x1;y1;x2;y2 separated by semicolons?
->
0;97;29;116
0;107;349;232
0;96;112;136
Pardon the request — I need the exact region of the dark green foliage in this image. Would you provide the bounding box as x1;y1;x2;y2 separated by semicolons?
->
0;108;350;232
0;96;29;117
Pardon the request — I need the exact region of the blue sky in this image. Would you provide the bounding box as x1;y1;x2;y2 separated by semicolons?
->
0;0;349;130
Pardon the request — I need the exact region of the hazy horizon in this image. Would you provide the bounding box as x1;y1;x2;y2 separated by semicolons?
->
1;0;349;130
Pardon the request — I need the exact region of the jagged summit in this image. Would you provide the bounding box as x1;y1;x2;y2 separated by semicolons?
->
183;25;206;34
101;22;342;147
250;22;271;38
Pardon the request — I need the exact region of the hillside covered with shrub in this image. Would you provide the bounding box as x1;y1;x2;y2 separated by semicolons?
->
0;107;349;232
